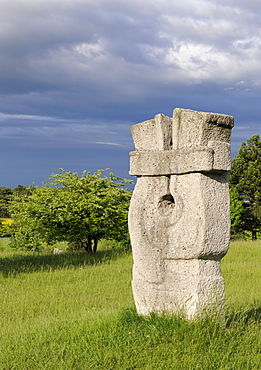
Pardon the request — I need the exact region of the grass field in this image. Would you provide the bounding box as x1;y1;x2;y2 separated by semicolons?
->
0;239;261;369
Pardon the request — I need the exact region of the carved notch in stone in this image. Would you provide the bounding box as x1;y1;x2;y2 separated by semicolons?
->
158;194;175;216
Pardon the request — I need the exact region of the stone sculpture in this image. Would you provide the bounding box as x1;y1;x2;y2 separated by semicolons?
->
53;247;63;254
128;108;234;319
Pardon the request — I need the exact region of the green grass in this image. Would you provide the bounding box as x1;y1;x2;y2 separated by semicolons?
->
0;240;261;369
222;240;261;309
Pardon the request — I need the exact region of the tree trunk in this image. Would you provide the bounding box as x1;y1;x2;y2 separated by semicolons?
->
83;237;93;253
252;229;257;241
93;238;98;253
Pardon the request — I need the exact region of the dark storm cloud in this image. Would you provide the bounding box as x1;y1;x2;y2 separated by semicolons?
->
0;0;260;187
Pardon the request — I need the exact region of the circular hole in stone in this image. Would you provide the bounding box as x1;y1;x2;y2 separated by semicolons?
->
158;194;175;215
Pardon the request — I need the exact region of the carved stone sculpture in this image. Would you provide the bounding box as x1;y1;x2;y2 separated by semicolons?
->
128;108;234;318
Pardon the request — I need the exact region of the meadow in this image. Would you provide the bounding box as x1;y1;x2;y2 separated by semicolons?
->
0;239;261;369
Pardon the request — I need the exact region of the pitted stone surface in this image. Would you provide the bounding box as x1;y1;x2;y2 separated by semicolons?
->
129;147;215;175
129;108;234;319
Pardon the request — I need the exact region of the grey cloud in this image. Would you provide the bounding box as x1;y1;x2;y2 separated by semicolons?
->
1;0;261;102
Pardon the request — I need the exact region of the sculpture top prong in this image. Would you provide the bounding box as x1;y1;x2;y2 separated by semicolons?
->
130;108;234;176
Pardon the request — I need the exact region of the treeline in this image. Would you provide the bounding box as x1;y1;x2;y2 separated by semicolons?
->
0;185;31;218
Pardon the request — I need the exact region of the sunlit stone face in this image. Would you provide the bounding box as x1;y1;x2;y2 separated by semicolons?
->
129;108;234;319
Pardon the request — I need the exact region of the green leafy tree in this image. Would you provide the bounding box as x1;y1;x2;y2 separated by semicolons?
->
0;187;13;218
8;169;132;252
13;185;31;196
0;185;30;219
229;135;261;240
230;188;244;235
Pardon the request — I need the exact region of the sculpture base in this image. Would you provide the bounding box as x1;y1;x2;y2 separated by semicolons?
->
132;259;225;319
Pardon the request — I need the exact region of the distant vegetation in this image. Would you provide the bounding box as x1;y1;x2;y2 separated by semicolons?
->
0;184;30;218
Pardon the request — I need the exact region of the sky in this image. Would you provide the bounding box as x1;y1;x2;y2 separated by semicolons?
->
0;0;261;188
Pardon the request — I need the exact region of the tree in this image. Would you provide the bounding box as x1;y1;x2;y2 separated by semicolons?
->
0;185;30;219
230;188;244;235
229;135;261;240
0;187;13;218
8;169;132;252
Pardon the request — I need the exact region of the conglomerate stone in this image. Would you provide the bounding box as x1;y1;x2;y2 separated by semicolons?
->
128;108;234;318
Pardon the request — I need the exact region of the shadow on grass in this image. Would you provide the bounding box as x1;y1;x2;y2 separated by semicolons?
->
118;305;261;332
226;306;261;326
0;249;129;277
